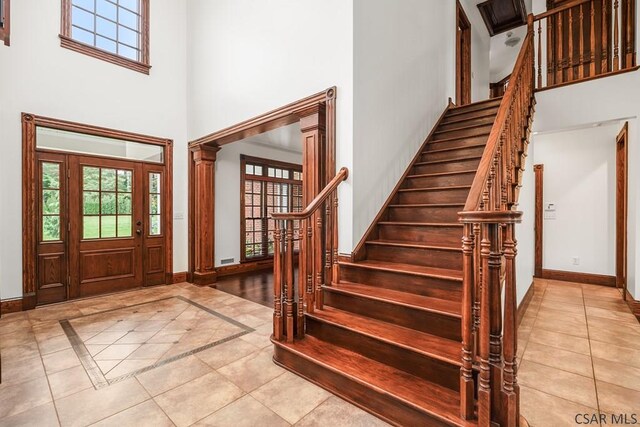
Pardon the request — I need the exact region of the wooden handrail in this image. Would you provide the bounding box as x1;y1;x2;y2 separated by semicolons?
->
463;23;534;212
271;167;348;220
534;0;591;21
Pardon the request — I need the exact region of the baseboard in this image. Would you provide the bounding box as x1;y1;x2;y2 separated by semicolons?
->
540;269;616;287
625;289;640;321
337;254;354;263
517;281;535;326
191;270;218;286
216;260;274;278
0;298;24;316
172;272;188;284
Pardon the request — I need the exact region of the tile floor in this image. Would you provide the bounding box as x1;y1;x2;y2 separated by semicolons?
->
519;279;640;426
0;283;388;427
1;279;638;426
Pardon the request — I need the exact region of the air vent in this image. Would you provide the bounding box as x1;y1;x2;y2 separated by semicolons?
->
220;258;235;265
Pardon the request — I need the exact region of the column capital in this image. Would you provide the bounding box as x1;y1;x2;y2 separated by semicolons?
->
190;144;221;163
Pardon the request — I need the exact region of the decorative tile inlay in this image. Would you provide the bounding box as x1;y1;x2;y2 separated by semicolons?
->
60;296;253;388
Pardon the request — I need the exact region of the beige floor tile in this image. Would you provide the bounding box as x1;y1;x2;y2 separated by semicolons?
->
588;316;640;336
534;316;589;338
536;306;586;324
583;297;631;312
42;348;81;374
193;394;288;427
0;355;46;388
94;344;142;361
523;341;593;377
92;400;174;427
593;357;640;392
137;355;212;396
539;299;585;314
38;334;72;355
295;395;390;427
0;330;36;349
55;378;150;427
0;319;32;336
586;306;638;324
114;331;157;344
96;360;121;374
596;381;640;414
86;331;130;346
127;343;173;360
518;360;597;408
0;376;52;419
196;339;260;370
106;359;157;379
217;348;285;392
251;371;331;424
527;328;591;355
0;342;40;362
154;371;244;427
590;340;640;369
47;365;93;400
520;385;599;427
0;402;59;427
588;325;640;350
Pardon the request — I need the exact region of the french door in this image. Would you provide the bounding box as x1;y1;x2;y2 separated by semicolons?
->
35;152;167;304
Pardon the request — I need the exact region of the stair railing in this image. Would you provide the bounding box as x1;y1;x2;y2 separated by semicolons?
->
271;167;349;343
459;15;536;427
534;0;636;90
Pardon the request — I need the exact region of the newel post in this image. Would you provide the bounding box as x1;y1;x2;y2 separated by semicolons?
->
190;145;220;285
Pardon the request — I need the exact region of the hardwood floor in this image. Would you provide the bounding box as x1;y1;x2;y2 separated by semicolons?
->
211;268;298;308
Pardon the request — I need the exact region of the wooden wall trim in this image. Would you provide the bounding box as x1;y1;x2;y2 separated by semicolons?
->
0;0;10;46
172;272;188;284
616;122;629;292
517;281;535;326
624;289;640;321
0;298;23;315
540;269;616;286
216;260;274;278
534;164;544;277
352;101;454;261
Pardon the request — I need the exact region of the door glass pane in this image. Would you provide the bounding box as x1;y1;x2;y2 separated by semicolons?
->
149;172;160;193
83;216;100;239
101;215;117;238
117;170;132;192
43;163;60;188
83;167;100;190
150;215;161;236
43;190;60;215
149;194;160;215
42;162;61;242
83;191;100;214
101;193;116;214
43;216;61;242
117;215;132;237
101;169;117;191
117;193;132;214
148;173;161;236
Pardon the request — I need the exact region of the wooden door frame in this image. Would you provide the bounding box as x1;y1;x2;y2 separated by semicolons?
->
616;121;629;298
22;113;174;310
187;87;337;285
456;0;472;106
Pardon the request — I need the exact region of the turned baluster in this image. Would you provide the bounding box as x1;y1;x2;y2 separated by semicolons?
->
460;223;475;420
557;15;564;83
590;0;597;76
477;222;493;427
537;19;543;88
602;0;609;72
579;3;585;78
569;6;575;80
297;223;305;338
284;220;295;342
305;217;314;314
614;0;620;70
324;200;332;294
332;191;340;284
547;15;555;86
273;223;283;341
473;223;482;353
624;0;635;66
314;207;325;310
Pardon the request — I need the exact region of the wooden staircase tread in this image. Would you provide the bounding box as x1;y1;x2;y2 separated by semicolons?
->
328;281;461;316
397;185;471;192
365;239;462;252
308;306;462;365
407;170;476;178
275;336;474;426
338;260;463;282
425;140;487;150
433;123;493;134
447;99;502;116
442;110;498;125
415;156;482;166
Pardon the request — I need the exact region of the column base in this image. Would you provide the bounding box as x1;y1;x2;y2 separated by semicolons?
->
192;270;217;286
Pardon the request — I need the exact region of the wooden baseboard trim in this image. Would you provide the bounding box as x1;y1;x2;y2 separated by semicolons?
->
216;260;274;278
517;281;535;326
0;298;24;315
625;289;640;321
191;270;218;286
540;269;616;287
337;254;354;263
172;272;188;284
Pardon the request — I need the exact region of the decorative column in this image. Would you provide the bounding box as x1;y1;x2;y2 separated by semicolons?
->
190;144;220;285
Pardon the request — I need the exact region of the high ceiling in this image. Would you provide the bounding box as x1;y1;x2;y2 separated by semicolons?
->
240;122;302;154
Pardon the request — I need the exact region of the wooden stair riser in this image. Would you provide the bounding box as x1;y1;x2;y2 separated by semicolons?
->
419;145;485;162
305;317;460;391
403;172;475;188
432;125;493;141
378;223;462;246
397;187;469;204
366;244;463;270
324;290;462;341
272;344;453;427
438;114;496;131
336;266;462;300
425;135;489;150
386;205;462;223
447;99;502;116
412;157;481;174
442;106;500;123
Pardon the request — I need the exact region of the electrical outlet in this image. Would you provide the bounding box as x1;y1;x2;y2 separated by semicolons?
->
572;257;580;265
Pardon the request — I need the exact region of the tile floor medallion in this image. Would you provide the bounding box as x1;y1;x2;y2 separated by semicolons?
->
61;296;253;388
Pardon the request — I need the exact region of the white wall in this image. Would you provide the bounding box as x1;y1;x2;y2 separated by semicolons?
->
533;69;640;299
460;0;492;101
516;143;536;304
215;141;301;267
0;0;189;300
534;125;619;276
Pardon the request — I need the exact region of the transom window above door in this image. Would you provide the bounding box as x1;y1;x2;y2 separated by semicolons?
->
60;0;150;74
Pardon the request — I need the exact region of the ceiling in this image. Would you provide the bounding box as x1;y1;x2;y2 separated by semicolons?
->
240;122;302;154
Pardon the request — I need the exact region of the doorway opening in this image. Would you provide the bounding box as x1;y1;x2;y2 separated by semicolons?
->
456;1;472;106
616;122;628;298
22;114;173;309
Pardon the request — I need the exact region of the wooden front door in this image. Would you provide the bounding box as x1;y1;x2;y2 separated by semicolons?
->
35;153;167;304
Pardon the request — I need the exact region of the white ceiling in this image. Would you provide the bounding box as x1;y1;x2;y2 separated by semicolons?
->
240;122;302;154
490;24;528;82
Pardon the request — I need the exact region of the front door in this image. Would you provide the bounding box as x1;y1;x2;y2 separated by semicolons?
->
35;152;167;304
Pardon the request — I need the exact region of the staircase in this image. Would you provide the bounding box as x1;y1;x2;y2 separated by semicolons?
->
272;98;503;426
